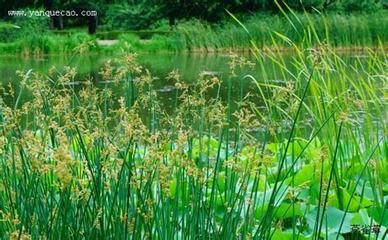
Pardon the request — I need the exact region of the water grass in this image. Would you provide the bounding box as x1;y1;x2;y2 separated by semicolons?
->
0;10;387;240
103;10;388;53
164;10;388;52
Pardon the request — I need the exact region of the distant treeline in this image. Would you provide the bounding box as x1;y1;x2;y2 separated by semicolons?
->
0;0;387;30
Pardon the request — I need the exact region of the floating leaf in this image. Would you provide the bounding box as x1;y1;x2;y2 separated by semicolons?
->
368;206;388;227
329;188;373;212
306;207;353;234
351;209;370;225
271;229;310;240
274;203;303;219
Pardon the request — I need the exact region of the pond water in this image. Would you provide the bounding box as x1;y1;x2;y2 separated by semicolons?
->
0;52;370;111
0;53;258;84
0;52;383;142
0;53;273;109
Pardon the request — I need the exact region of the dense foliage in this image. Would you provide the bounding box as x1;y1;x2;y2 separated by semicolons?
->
0;9;50;43
0;0;386;30
0;11;386;55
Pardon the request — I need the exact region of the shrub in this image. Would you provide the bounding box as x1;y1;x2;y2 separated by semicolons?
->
340;0;382;11
104;3;161;30
0;8;50;42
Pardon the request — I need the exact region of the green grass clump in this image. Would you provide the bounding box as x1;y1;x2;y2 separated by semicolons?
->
0;43;386;239
175;10;388;51
110;33;186;53
0;32;98;56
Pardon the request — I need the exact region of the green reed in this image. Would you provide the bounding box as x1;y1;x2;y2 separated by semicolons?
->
171;10;387;53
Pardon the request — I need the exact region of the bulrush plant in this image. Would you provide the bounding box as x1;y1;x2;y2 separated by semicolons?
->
0;27;387;240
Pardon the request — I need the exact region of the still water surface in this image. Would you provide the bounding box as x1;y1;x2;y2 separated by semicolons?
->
0;53;368;110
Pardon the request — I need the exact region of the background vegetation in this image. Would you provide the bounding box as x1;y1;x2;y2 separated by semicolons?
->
0;0;387;55
1;0;386;30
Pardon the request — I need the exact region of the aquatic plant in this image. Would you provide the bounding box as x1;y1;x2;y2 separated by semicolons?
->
0;41;386;239
0;6;387;239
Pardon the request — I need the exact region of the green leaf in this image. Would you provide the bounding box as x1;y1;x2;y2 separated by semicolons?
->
271;229;310;240
293;163;314;185
326;207;353;233
256;175;267;192
306;207;353;234
192;136;220;162
216;172;226;192
351;209;370;225
285;161;330;186
329;188;373;212
368;206;388;227
254;204;268;220
274;203;303;219
0;22;20;30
